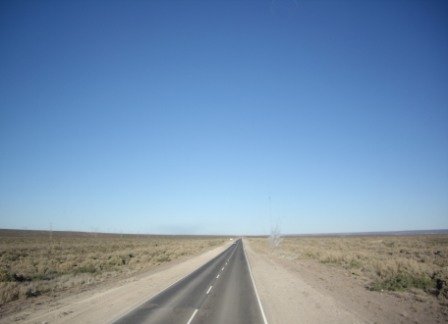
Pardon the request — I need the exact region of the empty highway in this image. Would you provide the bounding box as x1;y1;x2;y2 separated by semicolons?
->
113;239;267;324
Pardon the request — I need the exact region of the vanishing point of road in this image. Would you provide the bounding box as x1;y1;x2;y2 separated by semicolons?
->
113;239;267;324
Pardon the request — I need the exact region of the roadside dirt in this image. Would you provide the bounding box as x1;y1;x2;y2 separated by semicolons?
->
0;242;230;324
244;239;447;324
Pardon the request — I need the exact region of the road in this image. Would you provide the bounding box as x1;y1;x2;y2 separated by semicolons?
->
113;239;267;324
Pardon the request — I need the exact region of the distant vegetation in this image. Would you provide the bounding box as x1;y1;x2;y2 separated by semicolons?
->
0;230;225;310
250;235;448;300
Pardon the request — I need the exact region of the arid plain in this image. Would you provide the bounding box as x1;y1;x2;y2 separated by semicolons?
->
0;229;226;320
1;230;448;323
247;235;448;323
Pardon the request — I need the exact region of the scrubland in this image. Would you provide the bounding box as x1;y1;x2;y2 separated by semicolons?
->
250;235;448;301
0;230;225;312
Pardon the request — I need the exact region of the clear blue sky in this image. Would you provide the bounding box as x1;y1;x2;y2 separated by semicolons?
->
1;0;447;235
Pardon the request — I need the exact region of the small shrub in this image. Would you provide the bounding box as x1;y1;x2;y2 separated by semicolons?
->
25;287;41;298
0;268;11;282
348;259;362;269
371;273;434;292
384;241;395;248
0;282;20;305
58;261;76;273
12;273;31;282
0;282;20;306
432;269;448;300
155;254;171;263
73;264;96;274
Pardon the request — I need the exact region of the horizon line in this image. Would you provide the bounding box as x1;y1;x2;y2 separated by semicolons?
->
1;227;447;237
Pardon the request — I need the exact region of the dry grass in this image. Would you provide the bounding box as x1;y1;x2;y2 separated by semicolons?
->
0;230;225;309
249;235;448;299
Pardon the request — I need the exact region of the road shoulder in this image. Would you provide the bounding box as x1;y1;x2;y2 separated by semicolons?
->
244;239;364;324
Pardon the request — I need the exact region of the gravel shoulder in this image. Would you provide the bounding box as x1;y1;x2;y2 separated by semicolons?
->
244;239;446;324
0;242;231;324
245;239;363;324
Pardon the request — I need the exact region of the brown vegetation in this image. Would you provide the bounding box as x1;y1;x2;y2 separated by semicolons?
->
249;235;448;302
0;230;225;311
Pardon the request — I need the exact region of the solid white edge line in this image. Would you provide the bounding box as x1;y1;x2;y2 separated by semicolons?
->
242;239;269;324
186;308;198;324
206;285;213;294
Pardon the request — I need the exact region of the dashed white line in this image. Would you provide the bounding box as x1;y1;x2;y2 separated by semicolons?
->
216;274;220;279
206;285;213;294
186;308;198;324
221;267;224;271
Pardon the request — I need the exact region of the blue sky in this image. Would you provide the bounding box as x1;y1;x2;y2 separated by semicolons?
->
1;0;447;235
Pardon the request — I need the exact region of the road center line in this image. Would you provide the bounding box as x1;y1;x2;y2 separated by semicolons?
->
216;274;220;279
221;267;224;271
186;308;198;324
206;285;213;294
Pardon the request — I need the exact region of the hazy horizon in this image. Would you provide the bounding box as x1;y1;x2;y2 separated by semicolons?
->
1;0;447;235
1;227;448;237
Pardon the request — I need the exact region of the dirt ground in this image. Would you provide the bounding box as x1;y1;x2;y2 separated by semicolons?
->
3;237;446;324
0;242;230;324
0;230;226;310
245;239;448;324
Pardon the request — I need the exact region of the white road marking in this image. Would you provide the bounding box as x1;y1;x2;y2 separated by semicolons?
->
243;240;269;324
216;274;220;279
186;308;198;324
112;242;237;323
110;244;226;323
206;285;213;294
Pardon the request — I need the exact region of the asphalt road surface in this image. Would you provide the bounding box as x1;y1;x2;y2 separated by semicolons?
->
114;239;267;324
